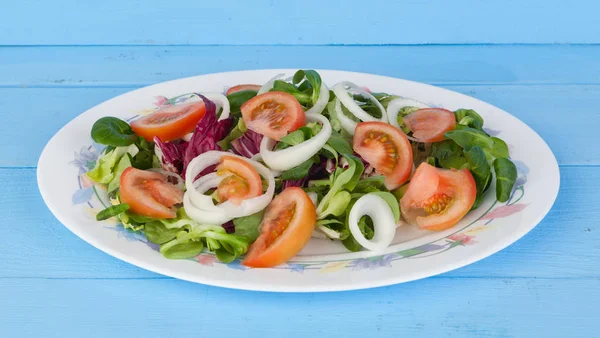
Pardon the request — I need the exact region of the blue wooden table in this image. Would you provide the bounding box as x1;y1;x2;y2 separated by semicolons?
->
2;1;599;336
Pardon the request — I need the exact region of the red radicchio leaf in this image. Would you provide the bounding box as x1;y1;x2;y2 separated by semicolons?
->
231;129;263;158
182;93;233;176
222;220;236;234
154;136;188;174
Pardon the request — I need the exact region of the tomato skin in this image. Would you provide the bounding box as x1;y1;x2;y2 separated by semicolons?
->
242;187;316;268
226;84;261;96
240;91;305;141
403;108;456;143
216;155;262;205
353;122;413;190
400;163;476;231
131;101;206;142
120;167;183;219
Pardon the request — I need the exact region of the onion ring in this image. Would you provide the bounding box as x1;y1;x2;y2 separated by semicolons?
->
259;114;332;171
348;194;397;252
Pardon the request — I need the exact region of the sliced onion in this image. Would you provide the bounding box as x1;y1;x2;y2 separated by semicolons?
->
334;98;358;135
183;194;232;225
148;168;185;190
332;81;387;123
250;153;282;177
305;83;330;115
311;229;328;239
306;192;318;206
259;114;332;171
184;151;275;224
258;73;285;95
191;172;224;193
313;225;341;240
348;194;397;252
386;97;430;130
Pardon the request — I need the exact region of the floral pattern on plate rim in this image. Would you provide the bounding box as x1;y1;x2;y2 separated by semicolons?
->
70;93;530;273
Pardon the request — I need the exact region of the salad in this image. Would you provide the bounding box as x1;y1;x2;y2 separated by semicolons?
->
86;70;517;268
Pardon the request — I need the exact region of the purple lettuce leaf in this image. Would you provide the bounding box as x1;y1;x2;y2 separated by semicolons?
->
182;94;233;175
231;129;263;158
154;136;188;173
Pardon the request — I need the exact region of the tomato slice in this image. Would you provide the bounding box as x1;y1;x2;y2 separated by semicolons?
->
353;121;413;190
216;155;262;205
226;84;261;96
120;167;184;219
403;108;456;143
240;91;305;140
131;101;206;142
242;187;316;268
400;163;476;231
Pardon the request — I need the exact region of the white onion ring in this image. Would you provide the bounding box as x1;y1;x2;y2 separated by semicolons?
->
148;168;185;190
305;83;330;115
348;194;397;252
306;192;318;206
334;98;358;135
259;114;332;171
184;151;275;224
332;81;387;123
386;97;430;130
313;225;341;240
192;172;224;193
183;194;232;225
258;73;285;95
250;153;282;177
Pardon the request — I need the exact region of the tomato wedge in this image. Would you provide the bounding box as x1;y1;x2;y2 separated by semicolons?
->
216;155;262;205
240;91;305;141
120;167;184;219
226;84;261;96
403;108;456;143
131;101;206;142
242;187;316;268
353;121;413;190
400;163;476;231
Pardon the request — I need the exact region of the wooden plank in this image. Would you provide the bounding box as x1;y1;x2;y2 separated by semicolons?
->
0;166;596;279
1;84;597;167
0;278;598;337
3;1;600;45
2;45;600;86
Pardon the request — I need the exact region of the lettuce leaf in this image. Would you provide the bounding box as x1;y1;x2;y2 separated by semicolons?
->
87;144;138;184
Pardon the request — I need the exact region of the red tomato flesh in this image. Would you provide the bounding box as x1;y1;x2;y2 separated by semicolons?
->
215;155;262;205
131;101;206;142
226;84;261;96
353;121;413;190
240;91;305;141
400;163;476;231
120;167;183;219
242;187;316;268
403;108;456;143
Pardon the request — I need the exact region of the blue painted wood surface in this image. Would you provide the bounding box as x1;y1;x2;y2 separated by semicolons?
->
2;1;600;337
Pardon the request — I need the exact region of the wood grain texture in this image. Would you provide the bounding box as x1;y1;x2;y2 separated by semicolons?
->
1;278;598;337
3;0;600;45
3;84;598;167
0;166;596;279
1;45;599;86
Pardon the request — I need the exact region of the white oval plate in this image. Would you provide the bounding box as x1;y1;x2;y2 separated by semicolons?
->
38;69;559;292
